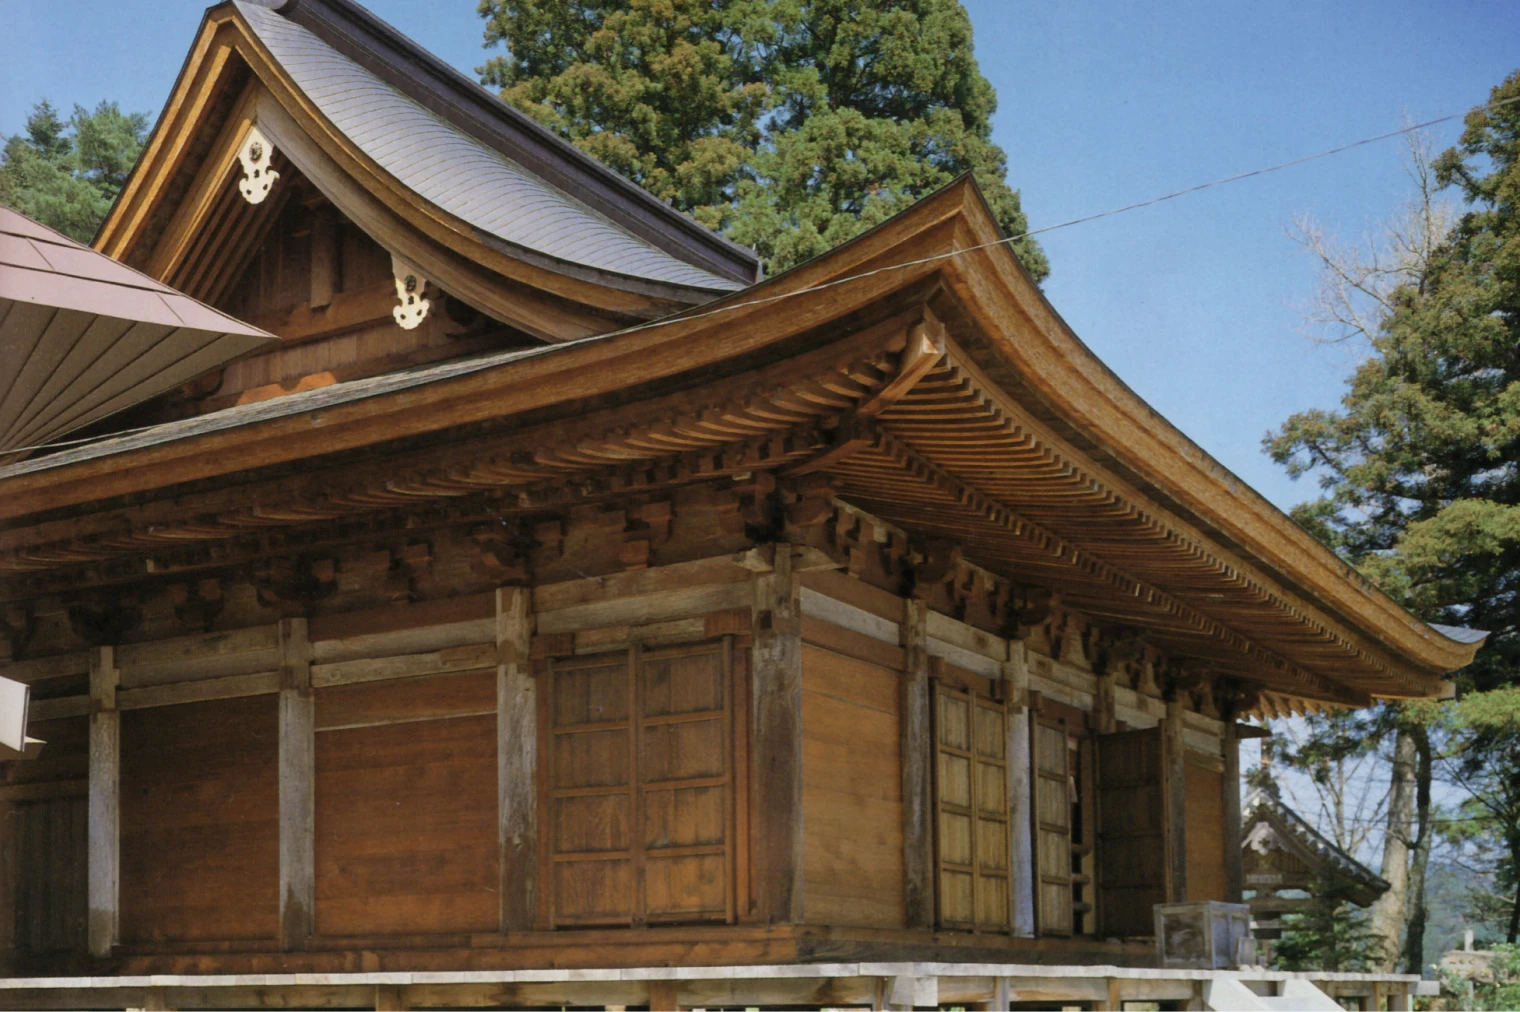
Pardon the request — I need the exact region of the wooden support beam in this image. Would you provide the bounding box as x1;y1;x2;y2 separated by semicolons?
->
1095;669;1117;735
1005;640;1035;937
496;586;536;932
1223;719;1244;904
373;984;408;1011
647;979;680;1011
901;596;934;930
751;545;803;923
277;618;314;951
87;645;119;958
1165;697;1189;903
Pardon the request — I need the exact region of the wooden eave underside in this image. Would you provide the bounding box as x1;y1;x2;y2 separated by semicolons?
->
93;10;718;341
5;182;1472;701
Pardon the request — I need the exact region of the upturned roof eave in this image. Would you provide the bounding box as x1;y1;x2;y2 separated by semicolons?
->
8;178;1475;688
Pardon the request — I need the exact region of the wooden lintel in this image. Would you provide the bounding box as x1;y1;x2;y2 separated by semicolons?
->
496;586;536;932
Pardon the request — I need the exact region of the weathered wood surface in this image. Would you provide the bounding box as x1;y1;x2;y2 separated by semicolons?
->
751;547;803;924
496;587;536;933
279;618;315;950
87;646;118;958
1223;721;1244;903
801;644;904;928
120;695;279;944
1165;698;1189;903
900;597;933;931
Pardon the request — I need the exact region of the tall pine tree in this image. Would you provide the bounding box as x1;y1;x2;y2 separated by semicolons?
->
476;0;1047;279
0;99;150;243
1267;71;1520;940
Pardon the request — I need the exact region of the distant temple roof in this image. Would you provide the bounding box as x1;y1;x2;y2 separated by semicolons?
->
1243;790;1390;909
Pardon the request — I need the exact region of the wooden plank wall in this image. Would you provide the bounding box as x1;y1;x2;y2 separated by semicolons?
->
14;795;86;953
800;644;904;928
119;696;279;943
313;672;499;936
1185;761;1228;904
0;545;1246;958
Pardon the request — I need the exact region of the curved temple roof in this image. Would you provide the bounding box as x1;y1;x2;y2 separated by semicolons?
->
2;173;1484;704
234;0;747;295
0;206;275;454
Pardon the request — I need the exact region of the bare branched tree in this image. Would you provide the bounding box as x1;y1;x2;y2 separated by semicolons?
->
1288;128;1453;348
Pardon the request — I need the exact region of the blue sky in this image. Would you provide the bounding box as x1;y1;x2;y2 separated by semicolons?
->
4;1;1517;513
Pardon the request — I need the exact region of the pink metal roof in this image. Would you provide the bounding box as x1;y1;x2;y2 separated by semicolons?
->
0;205;276;455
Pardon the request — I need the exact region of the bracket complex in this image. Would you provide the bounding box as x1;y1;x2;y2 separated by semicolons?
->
237;125;280;204
391;254;432;330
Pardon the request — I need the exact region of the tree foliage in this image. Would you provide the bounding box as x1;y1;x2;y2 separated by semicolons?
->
0;100;149;243
477;0;1048;279
1272;877;1387;973
1267;71;1520;939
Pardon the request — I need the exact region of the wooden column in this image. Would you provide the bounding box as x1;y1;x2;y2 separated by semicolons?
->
1164;698;1189;903
1094;669;1117;735
496;586;536;931
1222;718;1244;904
901;596;934;930
647;979;681;1011
87;645;119;958
373;984;408;1011
751;545;803;923
1005;640;1035;936
278;617;314;950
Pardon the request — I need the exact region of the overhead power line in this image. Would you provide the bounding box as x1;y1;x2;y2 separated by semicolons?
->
9;92;1520;461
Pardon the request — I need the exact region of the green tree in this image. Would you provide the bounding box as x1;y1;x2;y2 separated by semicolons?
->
0;99;150;243
1266;71;1520;940
477;0;1048;279
1273;876;1387;973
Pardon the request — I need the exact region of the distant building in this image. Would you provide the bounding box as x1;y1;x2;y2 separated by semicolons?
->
1243;789;1391;950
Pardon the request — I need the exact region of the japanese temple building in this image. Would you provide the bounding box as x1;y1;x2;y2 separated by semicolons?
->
0;0;1482;1008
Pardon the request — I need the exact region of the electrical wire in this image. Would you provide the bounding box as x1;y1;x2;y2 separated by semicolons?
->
8;92;1520;462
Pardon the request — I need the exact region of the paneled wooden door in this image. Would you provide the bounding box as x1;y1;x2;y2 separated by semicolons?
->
543;640;735;927
932;682;1012;932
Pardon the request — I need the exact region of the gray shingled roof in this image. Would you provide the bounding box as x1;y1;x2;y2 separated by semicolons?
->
236;1;744;294
1243;790;1390;905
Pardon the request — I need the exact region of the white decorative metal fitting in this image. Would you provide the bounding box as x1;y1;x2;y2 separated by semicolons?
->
391;254;431;330
237;125;280;204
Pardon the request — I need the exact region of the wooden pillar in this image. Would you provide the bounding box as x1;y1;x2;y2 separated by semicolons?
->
278;617;314;950
87;645;119;958
1164;697;1189;903
1094;669;1117;735
1223;719;1244;904
497;586;536;931
143;987;173;1011
751;544;803;923
901;596;934;930
1387;982;1411;1011
374;984;408;1011
1004;640;1034;937
647;979;680;1011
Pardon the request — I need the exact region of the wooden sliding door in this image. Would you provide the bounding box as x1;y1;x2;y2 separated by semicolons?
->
932;682;1011;932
